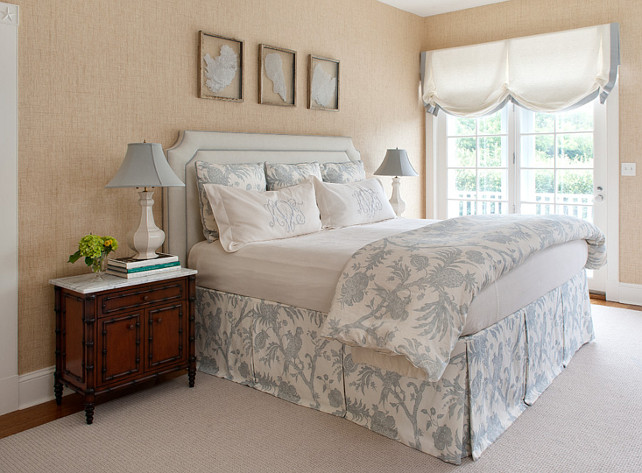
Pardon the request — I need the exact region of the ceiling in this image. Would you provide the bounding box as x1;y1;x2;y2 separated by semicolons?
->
376;0;510;17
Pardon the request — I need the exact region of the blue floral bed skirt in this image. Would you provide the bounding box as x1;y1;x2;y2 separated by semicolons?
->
195;269;593;464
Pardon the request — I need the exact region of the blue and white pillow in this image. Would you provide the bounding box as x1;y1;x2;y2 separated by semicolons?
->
320;160;366;183
265;162;322;190
195;161;267;241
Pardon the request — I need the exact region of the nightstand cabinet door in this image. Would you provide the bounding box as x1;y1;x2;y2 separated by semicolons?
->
146;303;186;370
98;312;142;385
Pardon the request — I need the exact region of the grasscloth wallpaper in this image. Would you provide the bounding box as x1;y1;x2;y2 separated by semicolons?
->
15;0;425;374
13;0;641;376
422;0;642;283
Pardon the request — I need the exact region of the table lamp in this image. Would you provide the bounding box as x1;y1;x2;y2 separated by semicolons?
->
106;142;184;260
374;148;418;216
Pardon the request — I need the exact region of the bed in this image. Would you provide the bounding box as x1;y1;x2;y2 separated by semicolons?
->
164;130;605;464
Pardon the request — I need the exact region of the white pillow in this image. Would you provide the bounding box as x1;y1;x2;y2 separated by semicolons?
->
312;177;396;228
203;179;322;252
265;162;322;190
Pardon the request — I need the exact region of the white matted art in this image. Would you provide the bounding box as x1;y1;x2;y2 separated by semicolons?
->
309;55;339;111
259;44;296;107
199;31;244;102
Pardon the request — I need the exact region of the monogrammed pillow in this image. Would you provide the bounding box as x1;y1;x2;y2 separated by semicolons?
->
312;177;396;228
203;179;322;252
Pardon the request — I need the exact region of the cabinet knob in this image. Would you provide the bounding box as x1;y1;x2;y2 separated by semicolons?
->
128;324;135;330
142;295;150;302
157;318;162;323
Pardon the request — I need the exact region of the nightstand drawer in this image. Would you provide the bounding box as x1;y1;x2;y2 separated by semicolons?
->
98;280;185;315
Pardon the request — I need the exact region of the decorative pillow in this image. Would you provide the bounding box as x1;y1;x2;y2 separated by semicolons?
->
320;160;366;183
312;177;396;228
195;161;267;241
265;161;322;190
203;179;322;252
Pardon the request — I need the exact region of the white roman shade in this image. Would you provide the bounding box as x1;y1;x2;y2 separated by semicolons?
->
421;23;620;117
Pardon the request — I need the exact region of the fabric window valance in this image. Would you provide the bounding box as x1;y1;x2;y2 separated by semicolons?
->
421;23;620;117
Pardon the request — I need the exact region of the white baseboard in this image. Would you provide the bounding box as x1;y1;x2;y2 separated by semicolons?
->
16;366;70;411
0;373;19;416
18;366;57;410
609;281;642;306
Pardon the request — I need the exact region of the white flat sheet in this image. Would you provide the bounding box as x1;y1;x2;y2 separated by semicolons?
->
189;218;588;336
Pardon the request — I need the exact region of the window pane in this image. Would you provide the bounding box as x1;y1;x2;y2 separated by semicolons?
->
448;169;476;200
478;200;508;215
557;103;593;132
555;204;593;222
557;133;593;168
478;110;506;135
478;169;507;200
479;136;507;167
521;134;553;167
521;202;555;216
447;115;475;136
520;109;554;133
557;169;593;205
520;169;554;203
448;200;476;217
447;137;476;167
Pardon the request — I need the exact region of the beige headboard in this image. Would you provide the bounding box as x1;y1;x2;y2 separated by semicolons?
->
164;130;361;265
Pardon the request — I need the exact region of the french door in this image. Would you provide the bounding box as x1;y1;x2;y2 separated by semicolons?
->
436;99;608;292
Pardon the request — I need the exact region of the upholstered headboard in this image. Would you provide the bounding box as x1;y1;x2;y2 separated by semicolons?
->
164;130;361;264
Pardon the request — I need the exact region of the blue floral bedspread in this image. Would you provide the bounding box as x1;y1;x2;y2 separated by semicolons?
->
320;215;606;382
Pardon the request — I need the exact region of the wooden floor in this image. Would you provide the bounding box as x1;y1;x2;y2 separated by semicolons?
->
1;298;640;441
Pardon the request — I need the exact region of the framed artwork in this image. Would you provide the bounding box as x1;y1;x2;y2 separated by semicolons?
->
259;44;296;107
308;55;339;111
199;31;244;102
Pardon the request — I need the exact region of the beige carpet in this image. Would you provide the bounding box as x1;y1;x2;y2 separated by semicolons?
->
1;305;641;473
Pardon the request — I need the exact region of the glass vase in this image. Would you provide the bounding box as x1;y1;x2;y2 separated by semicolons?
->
91;252;108;279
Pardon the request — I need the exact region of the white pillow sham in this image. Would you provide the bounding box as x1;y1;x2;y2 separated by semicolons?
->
203;179;322;252
312;177;396;228
195;161;267;242
265;161;322;190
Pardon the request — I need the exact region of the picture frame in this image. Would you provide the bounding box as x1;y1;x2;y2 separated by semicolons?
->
259;44;296;107
199;31;244;102
308;55;339;111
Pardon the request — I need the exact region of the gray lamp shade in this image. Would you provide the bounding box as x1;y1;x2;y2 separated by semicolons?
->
374;148;418;177
106;142;185;188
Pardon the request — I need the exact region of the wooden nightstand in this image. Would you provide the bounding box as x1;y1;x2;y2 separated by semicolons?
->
50;268;197;424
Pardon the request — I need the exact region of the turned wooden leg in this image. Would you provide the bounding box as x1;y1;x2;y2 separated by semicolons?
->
54;380;63;406
188;367;196;387
84;403;95;425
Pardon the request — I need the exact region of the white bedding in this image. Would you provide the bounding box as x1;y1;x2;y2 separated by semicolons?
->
189;218;588;336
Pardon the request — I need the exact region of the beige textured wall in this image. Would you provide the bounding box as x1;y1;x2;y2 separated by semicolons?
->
422;0;642;285
15;0;425;374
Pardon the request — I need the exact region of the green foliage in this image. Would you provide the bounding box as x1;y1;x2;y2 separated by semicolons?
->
68;234;119;272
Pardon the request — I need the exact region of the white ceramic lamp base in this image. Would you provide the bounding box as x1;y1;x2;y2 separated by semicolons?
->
129;190;164;260
389;176;406;217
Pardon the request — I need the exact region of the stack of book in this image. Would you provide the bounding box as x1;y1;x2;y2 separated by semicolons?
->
106;253;181;279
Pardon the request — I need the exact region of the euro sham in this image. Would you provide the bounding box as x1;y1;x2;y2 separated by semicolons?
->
265;161;322;190
195;161;267;242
